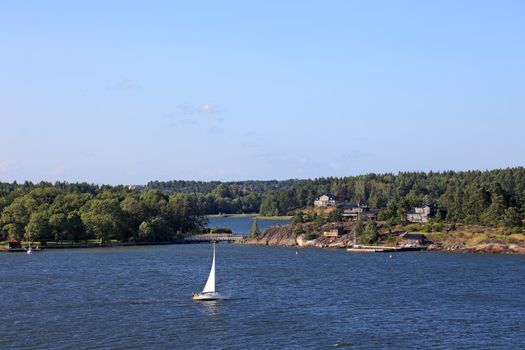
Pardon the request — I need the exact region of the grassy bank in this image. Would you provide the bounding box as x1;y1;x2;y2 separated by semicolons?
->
381;223;525;248
206;213;292;220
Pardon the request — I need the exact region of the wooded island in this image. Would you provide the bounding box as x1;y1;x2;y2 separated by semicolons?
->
1;167;524;245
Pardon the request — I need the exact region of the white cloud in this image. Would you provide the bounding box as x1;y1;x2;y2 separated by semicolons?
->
52;165;66;175
165;103;225;126
167;103;223;117
201;104;211;113
0;161;9;172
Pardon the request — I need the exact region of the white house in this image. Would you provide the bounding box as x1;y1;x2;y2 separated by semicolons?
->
406;205;437;223
314;194;337;207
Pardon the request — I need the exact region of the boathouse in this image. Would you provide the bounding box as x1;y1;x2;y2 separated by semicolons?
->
8;239;22;249
399;232;428;247
323;228;344;238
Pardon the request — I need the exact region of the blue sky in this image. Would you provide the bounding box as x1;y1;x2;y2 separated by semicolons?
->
0;0;524;184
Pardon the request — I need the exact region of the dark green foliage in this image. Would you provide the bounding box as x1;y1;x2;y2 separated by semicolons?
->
362;221;379;244
0;184;205;243
145;167;525;227
327;208;343;223
304;232;318;240
292;212;305;224
250;218;259;238
293;226;305;237
353;219;365;239
1;167;524;242
502;207;523;228
259;194;279;216
207;227;233;234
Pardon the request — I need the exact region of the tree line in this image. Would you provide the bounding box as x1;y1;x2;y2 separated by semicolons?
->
148;168;525;227
1;167;523;243
0;184;205;243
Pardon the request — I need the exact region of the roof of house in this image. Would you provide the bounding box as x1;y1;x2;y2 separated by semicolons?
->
342;203;358;209
416;204;436;209
318;193;337;200
341;203;374;210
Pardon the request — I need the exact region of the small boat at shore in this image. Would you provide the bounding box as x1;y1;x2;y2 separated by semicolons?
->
25;245;41;254
5;239;41;253
192;242;227;301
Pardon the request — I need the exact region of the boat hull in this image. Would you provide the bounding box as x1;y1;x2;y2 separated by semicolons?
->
192;292;227;301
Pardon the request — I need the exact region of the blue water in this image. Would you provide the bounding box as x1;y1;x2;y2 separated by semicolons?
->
207;216;290;234
1;245;524;349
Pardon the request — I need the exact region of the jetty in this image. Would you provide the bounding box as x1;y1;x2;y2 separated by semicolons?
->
184;233;244;243
346;245;427;253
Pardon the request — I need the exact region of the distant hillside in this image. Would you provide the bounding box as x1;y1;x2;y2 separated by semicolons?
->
144;167;525;228
2;167;524;229
146;179;300;193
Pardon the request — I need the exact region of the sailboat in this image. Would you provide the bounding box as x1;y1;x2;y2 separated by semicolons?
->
192;242;227;301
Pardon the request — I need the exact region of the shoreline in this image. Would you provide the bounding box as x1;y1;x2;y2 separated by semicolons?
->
245;223;525;255
206;213;292;220
245;236;525;255
2;238;525;255
0;240;196;252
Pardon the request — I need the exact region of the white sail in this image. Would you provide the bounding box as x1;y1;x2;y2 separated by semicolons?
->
201;243;216;293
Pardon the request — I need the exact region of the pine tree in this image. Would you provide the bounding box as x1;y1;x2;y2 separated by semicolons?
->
250;218;259;238
352;219;365;245
362;221;379;244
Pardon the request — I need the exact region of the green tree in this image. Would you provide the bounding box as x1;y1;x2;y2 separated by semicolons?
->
138;220;155;242
25;210;51;243
81;198;126;243
481;183;507;226
250;218;259;238
502;207;522;228
292;212;305;224
260;194;279;216
66;211;86;242
49;212;68;243
0;195;37;240
211;184;232;198
327;208;343;222
362;221;379;244
352;219;365;245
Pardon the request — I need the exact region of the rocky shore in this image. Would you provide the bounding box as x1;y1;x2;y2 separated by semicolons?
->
426;242;525;254
246;224;525;254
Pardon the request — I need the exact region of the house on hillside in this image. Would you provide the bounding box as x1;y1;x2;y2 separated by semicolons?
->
341;203;377;221
314;194;337;207
399;232;428;247
406;204;437;223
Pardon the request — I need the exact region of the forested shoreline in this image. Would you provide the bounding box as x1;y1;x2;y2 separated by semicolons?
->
0;183;205;243
148;167;525;228
1;167;524;243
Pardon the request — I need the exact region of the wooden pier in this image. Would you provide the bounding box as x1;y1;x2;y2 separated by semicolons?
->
346;245;427;253
184;233;245;243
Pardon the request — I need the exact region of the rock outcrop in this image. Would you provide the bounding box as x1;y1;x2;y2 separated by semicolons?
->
245;225;298;246
456;243;525;254
247;222;525;255
247;222;357;248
